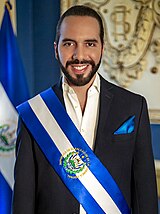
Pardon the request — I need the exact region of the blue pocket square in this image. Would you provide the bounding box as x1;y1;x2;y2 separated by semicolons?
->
114;115;135;134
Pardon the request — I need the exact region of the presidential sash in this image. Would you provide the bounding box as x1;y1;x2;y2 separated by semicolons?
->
17;88;130;214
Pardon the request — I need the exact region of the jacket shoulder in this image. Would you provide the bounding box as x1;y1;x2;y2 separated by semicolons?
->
100;75;145;102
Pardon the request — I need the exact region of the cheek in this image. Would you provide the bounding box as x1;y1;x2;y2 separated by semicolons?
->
57;49;66;64
58;47;73;65
90;51;102;63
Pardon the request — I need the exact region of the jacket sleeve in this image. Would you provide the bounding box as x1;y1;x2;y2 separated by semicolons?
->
12;117;36;214
132;97;158;213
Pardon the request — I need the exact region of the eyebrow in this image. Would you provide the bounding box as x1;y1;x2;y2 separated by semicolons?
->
62;38;76;43
62;38;99;43
84;39;98;43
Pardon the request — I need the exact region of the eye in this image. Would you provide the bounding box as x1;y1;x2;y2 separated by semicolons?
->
63;42;74;47
86;42;96;47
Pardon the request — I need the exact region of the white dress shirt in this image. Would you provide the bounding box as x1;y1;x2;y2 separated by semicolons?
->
62;73;100;214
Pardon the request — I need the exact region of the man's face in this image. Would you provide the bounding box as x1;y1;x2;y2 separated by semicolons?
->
55;16;103;86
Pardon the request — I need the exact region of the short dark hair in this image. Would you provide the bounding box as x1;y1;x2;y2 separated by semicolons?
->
55;5;104;46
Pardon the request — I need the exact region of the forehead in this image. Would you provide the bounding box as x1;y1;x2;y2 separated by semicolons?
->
59;16;100;40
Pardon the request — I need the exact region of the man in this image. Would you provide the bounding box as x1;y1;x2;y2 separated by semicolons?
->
12;5;158;214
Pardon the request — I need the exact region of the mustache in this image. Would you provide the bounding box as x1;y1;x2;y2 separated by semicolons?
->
66;59;95;67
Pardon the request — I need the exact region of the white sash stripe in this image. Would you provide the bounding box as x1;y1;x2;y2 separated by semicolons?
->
28;95;73;154
28;95;121;214
79;171;121;214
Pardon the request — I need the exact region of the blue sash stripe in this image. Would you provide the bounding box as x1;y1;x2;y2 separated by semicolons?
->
40;88;130;214
17;101;105;214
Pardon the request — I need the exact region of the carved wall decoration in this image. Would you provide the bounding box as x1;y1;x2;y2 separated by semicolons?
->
150;38;160;73
61;0;160;87
103;4;153;87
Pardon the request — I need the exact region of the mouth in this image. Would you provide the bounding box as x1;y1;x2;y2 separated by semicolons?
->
71;64;89;74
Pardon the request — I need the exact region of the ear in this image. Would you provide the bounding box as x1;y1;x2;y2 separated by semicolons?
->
54;42;58;59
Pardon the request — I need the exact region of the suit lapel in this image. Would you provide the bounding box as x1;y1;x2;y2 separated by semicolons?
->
94;76;114;151
52;78;65;106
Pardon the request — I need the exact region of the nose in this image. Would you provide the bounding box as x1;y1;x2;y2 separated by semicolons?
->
72;44;85;61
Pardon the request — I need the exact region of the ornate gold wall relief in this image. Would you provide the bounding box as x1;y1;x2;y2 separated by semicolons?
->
61;0;160;87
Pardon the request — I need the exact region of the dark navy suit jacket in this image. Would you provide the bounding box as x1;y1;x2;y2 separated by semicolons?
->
12;76;158;214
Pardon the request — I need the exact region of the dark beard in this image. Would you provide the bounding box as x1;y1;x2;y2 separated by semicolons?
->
57;56;102;86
